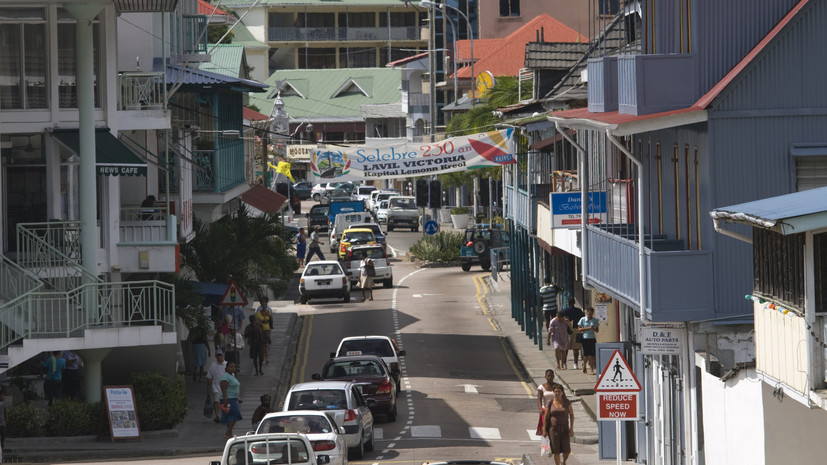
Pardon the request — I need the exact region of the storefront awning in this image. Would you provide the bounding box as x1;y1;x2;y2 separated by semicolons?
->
51;129;147;176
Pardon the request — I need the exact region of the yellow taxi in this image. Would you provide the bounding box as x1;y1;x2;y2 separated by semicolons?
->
337;227;376;260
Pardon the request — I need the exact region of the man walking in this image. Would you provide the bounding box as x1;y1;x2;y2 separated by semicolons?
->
560;297;585;370
539;277;560;332
306;226;325;262
206;350;227;423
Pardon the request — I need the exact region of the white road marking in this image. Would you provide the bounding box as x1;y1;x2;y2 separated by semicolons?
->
412;293;443;298
411;425;442;437
526;429;543;440
460;384;480;394
469;427;501;439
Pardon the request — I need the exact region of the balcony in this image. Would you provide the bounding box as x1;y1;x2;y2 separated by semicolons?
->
587;57;618;113
585;225;714;321
171;14;208;63
117;72;170;130
267;26;422;42
617;54;695;115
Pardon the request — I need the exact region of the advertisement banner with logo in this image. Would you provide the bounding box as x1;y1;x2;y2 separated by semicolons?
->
307;129;515;181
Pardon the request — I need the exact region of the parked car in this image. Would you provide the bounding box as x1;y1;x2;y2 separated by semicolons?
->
331;336;405;391
306;205;331;232
375;200;389;224
312;355;398;421
299;261;351;304
293;181;314;200
256;411;348;465
343;244;392;288
385;196;420;232
214;433;329;465
337;228;376;260
459;225;509;272
311;183;332;202
282;381;374;459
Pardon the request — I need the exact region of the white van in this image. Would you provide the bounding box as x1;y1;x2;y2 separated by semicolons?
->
329;211;373;252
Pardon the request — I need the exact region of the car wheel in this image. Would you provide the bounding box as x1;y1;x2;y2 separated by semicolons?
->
461;262;472;272
300;294;308;304
383;278;393;288
473;239;488;255
364;429;374;452
348;439;364;460
387;401;398;422
481;262;491;271
343;292;351;303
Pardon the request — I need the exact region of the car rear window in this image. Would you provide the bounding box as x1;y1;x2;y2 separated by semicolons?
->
343;231;374;242
339;339;394;357
389;198;416;209
257;415;334;434
304;263;343;276
325;359;385;378
288;389;348;410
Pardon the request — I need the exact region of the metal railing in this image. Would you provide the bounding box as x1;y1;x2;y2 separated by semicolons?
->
118;72;166;111
0;254;43;302
16;221;101;291
267;26;421;42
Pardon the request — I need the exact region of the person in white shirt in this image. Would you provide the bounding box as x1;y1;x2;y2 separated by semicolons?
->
206;351;227;423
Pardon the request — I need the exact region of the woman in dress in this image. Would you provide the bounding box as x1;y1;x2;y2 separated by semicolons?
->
220;361;243;439
358;251;374;301
536;369;556;437
542;383;575;465
243;315;266;376
296;227;307;268
578;307;600;374
547;314;571;370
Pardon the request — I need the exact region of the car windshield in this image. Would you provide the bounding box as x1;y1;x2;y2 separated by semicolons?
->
257;415;334;435
228;437;310;465
339;339;394;357
288;389;348;410
325;360;385;378
304;263;343;276
389;198;416;209
343;231;374;242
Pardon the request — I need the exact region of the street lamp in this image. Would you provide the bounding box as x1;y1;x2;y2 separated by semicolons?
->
420;0;475;106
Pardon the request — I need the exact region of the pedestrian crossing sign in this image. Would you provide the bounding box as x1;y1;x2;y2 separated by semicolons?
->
594;349;641;392
219;278;248;306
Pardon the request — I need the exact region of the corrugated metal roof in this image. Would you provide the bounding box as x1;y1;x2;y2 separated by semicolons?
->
386;52;428;67
221;0;406;6
199;44;245;78
166;64;266;91
710;186;827;235
198;0;228;15
247;68;402;121
242;184;288;215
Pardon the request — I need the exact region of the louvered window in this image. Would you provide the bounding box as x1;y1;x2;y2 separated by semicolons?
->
753;228;805;311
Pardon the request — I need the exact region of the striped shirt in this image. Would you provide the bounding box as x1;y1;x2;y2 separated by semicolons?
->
539;285;559;313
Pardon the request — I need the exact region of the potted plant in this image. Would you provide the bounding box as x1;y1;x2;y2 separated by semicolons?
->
450;206;471;229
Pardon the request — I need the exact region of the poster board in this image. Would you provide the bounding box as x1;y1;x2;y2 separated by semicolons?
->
102;386;141;442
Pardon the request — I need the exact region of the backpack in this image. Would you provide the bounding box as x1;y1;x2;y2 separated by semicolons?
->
364;258;376;277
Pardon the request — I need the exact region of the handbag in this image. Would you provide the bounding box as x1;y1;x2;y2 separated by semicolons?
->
203;395;213;418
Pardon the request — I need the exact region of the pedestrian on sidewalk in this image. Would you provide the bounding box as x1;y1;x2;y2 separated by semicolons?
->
256;297;274;365
244;315;267;376
306;226;325;262
547;314;571;370
542;383;574;465
296;227;307;268
190;325;210;383
536;369;556;436
206;351;227;423
560;298;584;370
220;361;243;439
578;308;600;374
539;277;561;332
41;351;66;405
251;394;273;429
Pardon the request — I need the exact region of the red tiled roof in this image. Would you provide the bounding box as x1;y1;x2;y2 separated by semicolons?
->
454;14;587;79
386;52;428;67
199;0;229;16
241;185;288;215
243;107;269;121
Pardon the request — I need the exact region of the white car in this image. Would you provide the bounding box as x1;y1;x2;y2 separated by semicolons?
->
299;261;351;304
331;336;405;391
256;411;348;465
343;245;393;288
375;200;389;224
215;432;329;465
370;191;400;215
311;183;332;202
283;381;374;459
351;185;376;203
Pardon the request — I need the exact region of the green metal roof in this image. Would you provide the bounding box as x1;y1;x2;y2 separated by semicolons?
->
248;68;402;121
228;20;269;50
199;44;246;78
221;0;409;7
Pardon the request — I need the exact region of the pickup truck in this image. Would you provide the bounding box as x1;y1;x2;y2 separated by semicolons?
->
386;196;420;232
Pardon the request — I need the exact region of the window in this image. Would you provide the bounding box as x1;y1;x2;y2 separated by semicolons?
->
0;8;47;109
794;151;827;191
299;48;336;69
57;11;102;109
340;47;376;68
752;228;804;311
815;232;827;313
499;0;520;17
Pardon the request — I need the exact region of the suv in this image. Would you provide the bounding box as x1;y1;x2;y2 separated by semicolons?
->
343;244;392;288
282;381;374;459
459;225;509;271
385;196;420;232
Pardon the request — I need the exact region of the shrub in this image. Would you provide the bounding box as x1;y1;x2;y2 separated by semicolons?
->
450;206;470;215
47;399;102;436
129;372;187;430
8;402;48;437
410;231;464;262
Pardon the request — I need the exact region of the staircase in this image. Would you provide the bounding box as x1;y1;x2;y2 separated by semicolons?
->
0;222;176;373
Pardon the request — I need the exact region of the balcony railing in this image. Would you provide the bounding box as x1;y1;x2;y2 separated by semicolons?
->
119;206;177;244
16;221;100;291
0;254;43;302
118;72;166;111
268;26;422;42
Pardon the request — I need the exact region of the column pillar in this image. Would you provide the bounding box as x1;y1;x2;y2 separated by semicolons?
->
80;348;112;403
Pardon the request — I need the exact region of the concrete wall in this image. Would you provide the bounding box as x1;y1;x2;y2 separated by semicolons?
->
764;379;827;464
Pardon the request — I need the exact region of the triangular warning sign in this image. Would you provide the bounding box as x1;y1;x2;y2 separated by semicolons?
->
219;279;248;306
594;350;641;392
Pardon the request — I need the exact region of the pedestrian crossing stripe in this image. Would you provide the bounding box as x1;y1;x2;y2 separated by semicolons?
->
594;349;642;391
373;426;516;440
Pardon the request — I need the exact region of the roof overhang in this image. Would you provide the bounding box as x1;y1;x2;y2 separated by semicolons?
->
709;186;827;235
114;0;178;12
547;106;708;137
51;128;147;176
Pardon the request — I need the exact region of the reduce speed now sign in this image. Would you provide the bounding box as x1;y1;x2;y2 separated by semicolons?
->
597;392;638;420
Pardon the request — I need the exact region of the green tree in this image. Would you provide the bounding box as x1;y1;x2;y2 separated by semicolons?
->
180;204;296;299
208;24;232;44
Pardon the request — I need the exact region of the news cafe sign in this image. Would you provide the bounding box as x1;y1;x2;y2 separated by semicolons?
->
639;322;683;355
550;191;607;229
